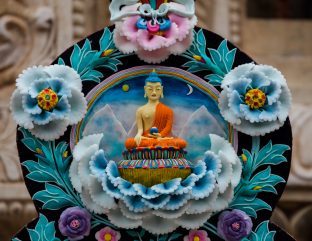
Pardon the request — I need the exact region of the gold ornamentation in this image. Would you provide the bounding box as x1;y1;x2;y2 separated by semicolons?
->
37;88;59;111
245;89;266;109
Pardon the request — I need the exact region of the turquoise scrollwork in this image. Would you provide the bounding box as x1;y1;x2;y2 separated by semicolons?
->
182;29;237;86
58;28;127;83
230;137;289;218
20;128;115;239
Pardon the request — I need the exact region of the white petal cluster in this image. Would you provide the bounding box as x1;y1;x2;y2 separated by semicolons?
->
69;134;242;234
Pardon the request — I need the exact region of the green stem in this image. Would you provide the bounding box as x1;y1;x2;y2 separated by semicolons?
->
181;54;196;61
137;232;143;241
203;223;220;238
50;141;83;207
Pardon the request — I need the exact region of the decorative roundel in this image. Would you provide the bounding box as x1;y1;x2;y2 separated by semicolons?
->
12;26;294;241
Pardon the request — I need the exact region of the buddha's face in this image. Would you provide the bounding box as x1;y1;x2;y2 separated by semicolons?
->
144;82;163;101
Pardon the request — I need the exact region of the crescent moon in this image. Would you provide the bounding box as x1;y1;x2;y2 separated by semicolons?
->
186;84;193;96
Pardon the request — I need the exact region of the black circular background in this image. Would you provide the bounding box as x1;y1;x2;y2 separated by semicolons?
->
13;26;295;241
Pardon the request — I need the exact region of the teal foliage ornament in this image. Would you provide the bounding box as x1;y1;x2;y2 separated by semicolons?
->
58;28;127;83
26;214;61;241
182;29;237;86
230;137;290;218
20;128;115;229
242;221;276;241
21;128;78;210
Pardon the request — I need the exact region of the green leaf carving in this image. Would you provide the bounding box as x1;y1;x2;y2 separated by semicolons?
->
182;29;237;86
245;221;276;241
33;183;76;210
231;137;290;218
27;214;61;241
58;28;126;83
230;196;272;218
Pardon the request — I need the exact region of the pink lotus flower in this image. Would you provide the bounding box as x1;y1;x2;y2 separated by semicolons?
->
183;230;211;241
95;227;121;241
114;11;197;63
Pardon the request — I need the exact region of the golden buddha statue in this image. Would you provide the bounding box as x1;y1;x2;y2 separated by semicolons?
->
125;70;187;150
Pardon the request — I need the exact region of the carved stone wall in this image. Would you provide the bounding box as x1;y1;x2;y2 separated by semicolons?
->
0;0;311;240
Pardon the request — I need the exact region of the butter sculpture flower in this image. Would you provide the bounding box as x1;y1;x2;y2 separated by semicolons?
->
10;65;87;141
219;63;291;136
69;134;242;235
217;209;253;241
58;206;91;241
111;1;197;63
183;230;211;241
95;227;121;241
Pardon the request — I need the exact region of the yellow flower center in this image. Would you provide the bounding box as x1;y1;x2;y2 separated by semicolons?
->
101;49;114;57
245;89;266;109
104;233;112;241
37;88;59;111
193;236;200;241
241;154;247;162
253;186;262;190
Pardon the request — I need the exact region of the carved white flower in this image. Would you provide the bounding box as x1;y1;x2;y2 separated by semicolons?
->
69;134;242;234
10;65;87;141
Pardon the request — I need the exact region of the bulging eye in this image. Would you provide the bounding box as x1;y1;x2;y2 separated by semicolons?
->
159;18;172;31
136;18;148;30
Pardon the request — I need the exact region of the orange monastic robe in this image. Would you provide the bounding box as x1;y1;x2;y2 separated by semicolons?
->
125;103;187;150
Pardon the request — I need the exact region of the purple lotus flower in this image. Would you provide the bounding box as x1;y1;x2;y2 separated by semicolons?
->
217;209;253;241
58;206;91;241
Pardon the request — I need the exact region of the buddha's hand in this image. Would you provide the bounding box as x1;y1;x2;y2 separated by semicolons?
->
134;134;142;146
148;133;161;139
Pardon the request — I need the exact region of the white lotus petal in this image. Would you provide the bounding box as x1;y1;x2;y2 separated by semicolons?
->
142;215;179;235
107;207;142;229
210;186;234;212
175;211;213;230
191;171;215;200
186;187;219;214
73;134;103;161
231;157;242;187
151;178;181;194
216;151;233;193
16;66;49;94
89;175;117;210
163;193;191;211
10;89;34;129
142;195;171;210
106;161;122;187
80;188;105;214
119;201;149;220
152;203;190;219
133;184;160;200
69;160;82;193
30;119;69;141
44;65;83;91
78;144;99;187
118;179;137;197
67;88;87;125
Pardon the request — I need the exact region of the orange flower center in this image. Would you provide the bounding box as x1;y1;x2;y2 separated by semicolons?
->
245;89;266;109
104;233;112;241
37;88;59;111
193;236;200;241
